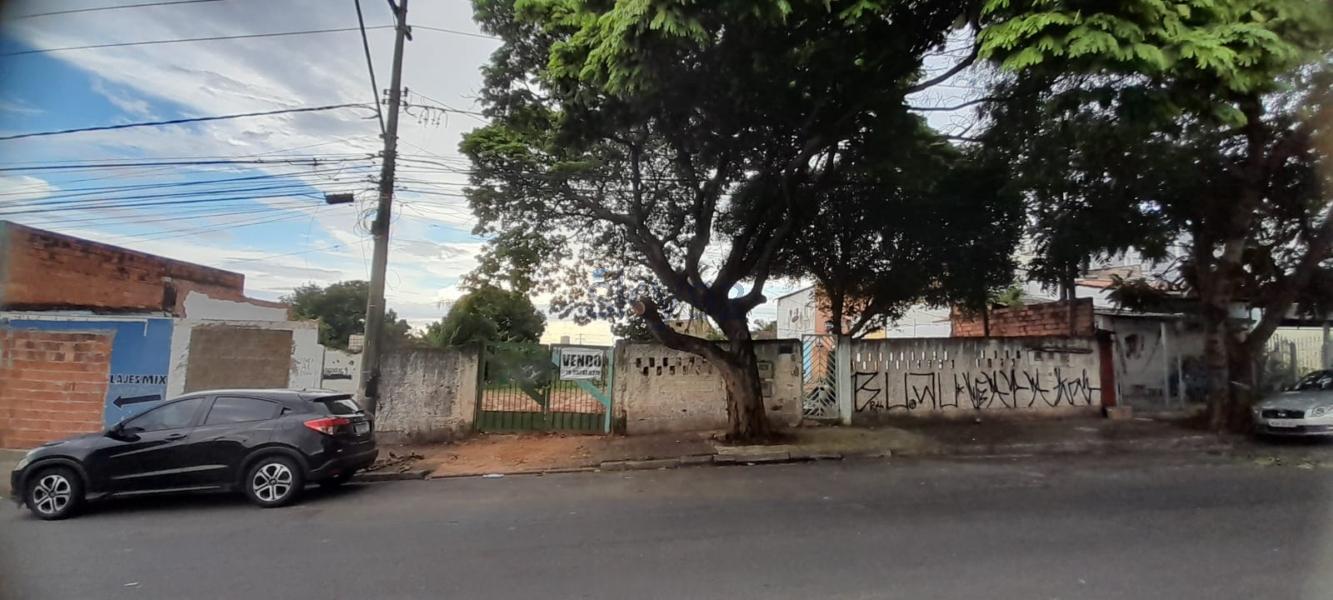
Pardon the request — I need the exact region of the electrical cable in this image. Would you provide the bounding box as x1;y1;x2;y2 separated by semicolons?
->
354;0;387;137
0;104;374;141
9;0;223;20
1;26;395;57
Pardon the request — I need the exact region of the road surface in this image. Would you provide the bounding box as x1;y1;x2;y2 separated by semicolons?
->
3;455;1332;599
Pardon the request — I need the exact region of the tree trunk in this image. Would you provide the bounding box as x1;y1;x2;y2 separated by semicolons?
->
717;341;771;442
1202;304;1232;431
633;296;772;441
1225;335;1258;432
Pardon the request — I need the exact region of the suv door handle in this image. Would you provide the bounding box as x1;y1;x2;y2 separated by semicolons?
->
164;433;187;441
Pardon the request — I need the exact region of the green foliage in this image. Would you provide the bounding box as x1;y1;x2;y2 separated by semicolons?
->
465;0;977;344
284;281;411;349
979;0;1332;115
423;285;546;348
772;118;1023;334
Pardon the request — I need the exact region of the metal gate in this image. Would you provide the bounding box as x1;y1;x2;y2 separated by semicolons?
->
475;342;614;433
801;334;839;419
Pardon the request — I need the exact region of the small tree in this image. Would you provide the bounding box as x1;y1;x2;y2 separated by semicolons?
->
423;284;546;348
285;281;412;349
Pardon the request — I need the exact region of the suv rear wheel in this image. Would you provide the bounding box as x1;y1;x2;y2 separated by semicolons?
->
24;466;83;520
243;456;303;508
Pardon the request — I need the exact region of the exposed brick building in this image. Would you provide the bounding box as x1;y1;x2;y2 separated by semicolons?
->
0;220;281;315
951;299;1095;338
0;222;296;448
0;329;112;449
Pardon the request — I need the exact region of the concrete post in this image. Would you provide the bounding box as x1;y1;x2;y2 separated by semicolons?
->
835;334;852;425
1160;321;1172;409
1322;322;1330;369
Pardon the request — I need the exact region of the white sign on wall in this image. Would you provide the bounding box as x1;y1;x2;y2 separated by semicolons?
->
560;348;604;380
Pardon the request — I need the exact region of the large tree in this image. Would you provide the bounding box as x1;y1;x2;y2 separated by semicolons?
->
285;281;412;350
978;0;1333;429
464;0;983;440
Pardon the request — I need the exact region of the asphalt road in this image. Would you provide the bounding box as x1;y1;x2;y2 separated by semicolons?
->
3;455;1333;600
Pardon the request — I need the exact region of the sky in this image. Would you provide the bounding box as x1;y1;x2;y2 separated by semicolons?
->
0;0;980;345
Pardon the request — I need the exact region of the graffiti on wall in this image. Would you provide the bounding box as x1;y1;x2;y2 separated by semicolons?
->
7;317;174;426
849;339;1102;415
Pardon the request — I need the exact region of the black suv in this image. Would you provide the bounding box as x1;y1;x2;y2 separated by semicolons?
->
10;389;377;520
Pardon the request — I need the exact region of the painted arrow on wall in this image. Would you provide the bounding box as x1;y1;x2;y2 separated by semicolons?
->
112;394;161;408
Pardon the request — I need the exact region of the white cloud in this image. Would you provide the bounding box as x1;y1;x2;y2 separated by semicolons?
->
0;97;42;116
0;174;57;201
90;78;155;118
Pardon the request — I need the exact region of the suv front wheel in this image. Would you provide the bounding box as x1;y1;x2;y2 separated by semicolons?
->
243;456;303;508
24;466;84;520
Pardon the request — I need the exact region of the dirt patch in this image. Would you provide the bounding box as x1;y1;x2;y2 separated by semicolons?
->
367;449;425;473
415;431;718;477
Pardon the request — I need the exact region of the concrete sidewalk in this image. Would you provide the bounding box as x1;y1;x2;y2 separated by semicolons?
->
411;416;1231;478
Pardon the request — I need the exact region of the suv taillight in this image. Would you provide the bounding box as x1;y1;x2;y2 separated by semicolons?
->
304;416;350;435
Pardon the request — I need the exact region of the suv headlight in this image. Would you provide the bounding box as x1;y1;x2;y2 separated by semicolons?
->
14;455;31;472
1311;406;1333;418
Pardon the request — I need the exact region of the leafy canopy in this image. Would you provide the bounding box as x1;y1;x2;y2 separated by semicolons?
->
423;284;547;347
285;281;411;349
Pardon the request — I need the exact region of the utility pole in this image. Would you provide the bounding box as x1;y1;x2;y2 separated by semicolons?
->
359;0;409;416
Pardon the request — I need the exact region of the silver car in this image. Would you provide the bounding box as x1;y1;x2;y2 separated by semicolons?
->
1253;370;1333;436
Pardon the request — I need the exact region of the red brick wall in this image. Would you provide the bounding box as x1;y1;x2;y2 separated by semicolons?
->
0;221;245;314
0;329;113;448
951;299;1095;338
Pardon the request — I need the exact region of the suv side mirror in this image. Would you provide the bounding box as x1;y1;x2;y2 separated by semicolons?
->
107;423;143;440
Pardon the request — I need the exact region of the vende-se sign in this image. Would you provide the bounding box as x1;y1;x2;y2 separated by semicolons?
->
559;348;604;380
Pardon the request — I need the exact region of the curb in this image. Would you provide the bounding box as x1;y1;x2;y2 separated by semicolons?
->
387;435;1238;480
356;469;430;482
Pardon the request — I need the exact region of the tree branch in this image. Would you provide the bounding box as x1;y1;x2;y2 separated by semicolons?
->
1244;202;1333;354
904;44;978;94
633;297;730;363
907;96;999;112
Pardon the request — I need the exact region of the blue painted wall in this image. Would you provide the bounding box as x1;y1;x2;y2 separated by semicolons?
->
3;317;174;426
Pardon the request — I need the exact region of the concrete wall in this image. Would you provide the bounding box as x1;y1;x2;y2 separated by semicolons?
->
1097;316;1206;410
166;319;322;396
181;289;287;321
321;348;361;393
375;346;480;443
0;329;112;448
848;336;1103;422
0;221;246;314
952;300;1095;338
614;339;803;434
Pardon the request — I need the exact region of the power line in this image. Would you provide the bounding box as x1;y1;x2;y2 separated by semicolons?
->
0;164;375;200
0;156;369;173
7;180;364;210
0;190;331;216
0;25;395;57
411;24;500;42
9;0;222;20
354;0;387;137
0;104;373;141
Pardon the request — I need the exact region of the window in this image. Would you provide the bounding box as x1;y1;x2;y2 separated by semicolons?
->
125;398;204;432
315;395;363;416
204;396;279;425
